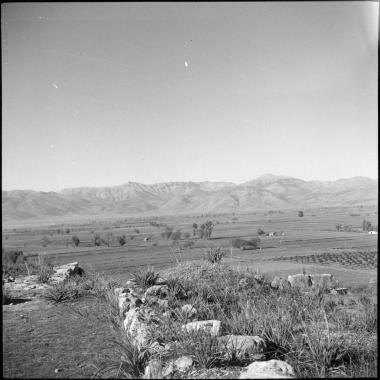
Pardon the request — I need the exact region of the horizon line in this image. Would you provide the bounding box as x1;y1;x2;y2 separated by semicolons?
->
2;173;378;193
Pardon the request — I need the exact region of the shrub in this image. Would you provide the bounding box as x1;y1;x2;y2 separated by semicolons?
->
132;267;160;288
43;280;83;303
72;235;80;247
161;226;173;239
117;235;127;246
192;223;198;236
37;256;54;284
94;234;101;246
171;230;182;241
231;238;260;249
2;249;25;265
177;329;224;368
257;228;266;236
94;234;109;247
298;211;304;217
231;238;247;248
249;237;260;247
43;271;112;303
362;219;372;231
182;240;195;249
134;228;140;234
205;247;226;264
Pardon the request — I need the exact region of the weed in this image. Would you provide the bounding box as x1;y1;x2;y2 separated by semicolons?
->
177;329;224;368
131;267;160;289
43;280;83;303
205;247;226;264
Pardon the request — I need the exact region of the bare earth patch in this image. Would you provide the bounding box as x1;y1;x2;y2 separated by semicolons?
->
3;297;112;378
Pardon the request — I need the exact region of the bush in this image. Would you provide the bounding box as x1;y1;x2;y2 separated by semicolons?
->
257;228;266;236
161;226;173;239
37;256;54;284
117;235;127;246
231;238;247;248
43;280;83;303
231;238;260;249
132;267;160;288
362;219;372;231
171;230;182;241
247;237;260;248
205;247;226;264
134;229;140;234
43;271;112;303
2;249;25;266
298;211;304;217
94;234;109;247
72;235;80;247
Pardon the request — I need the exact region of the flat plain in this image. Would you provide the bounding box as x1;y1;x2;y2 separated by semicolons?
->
2;205;378;285
2;205;378;378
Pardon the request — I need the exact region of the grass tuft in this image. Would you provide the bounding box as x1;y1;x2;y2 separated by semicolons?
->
131;266;160;289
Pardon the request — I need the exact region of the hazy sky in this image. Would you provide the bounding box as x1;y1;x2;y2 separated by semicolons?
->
2;2;378;191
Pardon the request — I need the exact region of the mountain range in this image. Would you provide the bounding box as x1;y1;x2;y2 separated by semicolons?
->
2;174;378;222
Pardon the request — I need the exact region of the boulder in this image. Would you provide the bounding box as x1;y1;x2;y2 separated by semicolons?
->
239;360;295;379
181;304;197;319
143;359;162;379
218;335;266;359
157;299;169;309
49;262;83;284
123;307;160;348
114;287;125;298
182;320;221;336
287;274;312;289
145;285;169;299
174;355;193;372
310;274;338;289
162;362;175;378
162;355;193;378
271;276;290;290
335;287;348;295
118;293;143;313
155;277;167;285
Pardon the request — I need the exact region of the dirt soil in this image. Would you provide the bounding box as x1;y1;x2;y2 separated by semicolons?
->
3;295;113;378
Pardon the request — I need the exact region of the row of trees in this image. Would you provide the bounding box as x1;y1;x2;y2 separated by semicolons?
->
70;234;129;248
335;220;378;232
362;219;377;232
192;221;214;239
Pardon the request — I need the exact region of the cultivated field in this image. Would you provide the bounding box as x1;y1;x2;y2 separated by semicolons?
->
2;205;378;378
2;205;378;286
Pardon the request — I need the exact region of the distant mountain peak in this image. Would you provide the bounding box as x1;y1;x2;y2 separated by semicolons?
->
2;176;377;223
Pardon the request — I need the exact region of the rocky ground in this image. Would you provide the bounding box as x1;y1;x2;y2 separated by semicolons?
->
2;261;378;378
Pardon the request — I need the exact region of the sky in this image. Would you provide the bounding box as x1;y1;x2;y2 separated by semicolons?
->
2;2;378;191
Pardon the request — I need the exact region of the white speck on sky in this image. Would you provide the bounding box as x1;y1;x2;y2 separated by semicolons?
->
52;83;58;89
184;61;188;67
